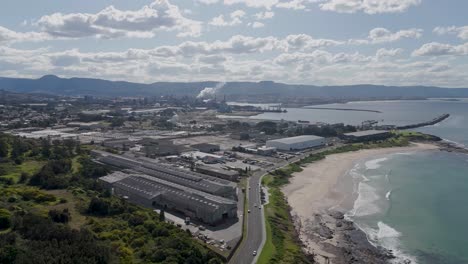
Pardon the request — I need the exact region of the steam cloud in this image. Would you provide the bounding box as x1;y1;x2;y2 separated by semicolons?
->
196;82;226;99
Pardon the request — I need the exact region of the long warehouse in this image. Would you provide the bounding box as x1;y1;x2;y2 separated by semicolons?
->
266;135;325;151
99;171;238;225
91;150;237;200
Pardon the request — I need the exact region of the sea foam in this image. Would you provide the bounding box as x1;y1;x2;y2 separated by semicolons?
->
385;190;392;201
365;157;388;170
359;222;417;264
377;221;401;239
351;182;381;217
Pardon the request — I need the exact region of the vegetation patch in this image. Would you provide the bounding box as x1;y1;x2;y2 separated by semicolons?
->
0;133;223;264
258;165;312;264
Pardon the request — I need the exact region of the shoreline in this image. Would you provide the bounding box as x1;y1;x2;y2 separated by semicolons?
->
282;142;439;264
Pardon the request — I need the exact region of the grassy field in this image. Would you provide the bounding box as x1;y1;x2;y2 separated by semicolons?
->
43;189;89;229
258;164;312;264
71;156;83;174
0;160;45;183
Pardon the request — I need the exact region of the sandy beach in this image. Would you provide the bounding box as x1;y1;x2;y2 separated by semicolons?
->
282;142;439;264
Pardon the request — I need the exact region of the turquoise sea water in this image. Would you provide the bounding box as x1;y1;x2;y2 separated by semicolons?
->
348;152;468;263
234;99;468;263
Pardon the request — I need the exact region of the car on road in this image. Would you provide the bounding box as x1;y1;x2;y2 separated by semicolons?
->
248;210;251;213
253;251;257;256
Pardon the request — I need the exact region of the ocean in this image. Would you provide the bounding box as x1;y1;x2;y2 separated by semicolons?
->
230;99;468;263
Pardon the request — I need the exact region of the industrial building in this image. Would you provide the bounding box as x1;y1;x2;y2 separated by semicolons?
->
140;138;187;157
99;171;237;225
196;165;240;182
102;138;136;150
342;130;391;142
266;135;325;151
190;143;220;153
257;146;277;156
66;121;103;130
92;150;237;200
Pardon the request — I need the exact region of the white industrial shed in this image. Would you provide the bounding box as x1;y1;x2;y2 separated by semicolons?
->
266;135;325;151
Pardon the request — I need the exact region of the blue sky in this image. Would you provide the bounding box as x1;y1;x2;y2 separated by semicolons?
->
0;0;467;87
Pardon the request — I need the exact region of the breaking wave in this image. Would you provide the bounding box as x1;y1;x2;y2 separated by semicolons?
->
365;157;388;170
364;222;418;264
385;190;392;201
350;182;381;217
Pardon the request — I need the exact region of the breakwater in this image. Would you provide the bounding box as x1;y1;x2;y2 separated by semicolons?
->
397;113;450;129
303;107;382;113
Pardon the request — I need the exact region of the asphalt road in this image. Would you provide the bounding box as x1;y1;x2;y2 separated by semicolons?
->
229;169;266;264
229;144;343;264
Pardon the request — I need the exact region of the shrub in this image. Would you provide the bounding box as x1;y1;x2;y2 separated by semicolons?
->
0;209;12;230
48;209;71;223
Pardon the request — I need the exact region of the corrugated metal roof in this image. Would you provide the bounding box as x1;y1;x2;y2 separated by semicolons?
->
268;135;324;145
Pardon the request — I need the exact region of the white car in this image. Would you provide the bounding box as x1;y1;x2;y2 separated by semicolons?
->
248;210;251;213
253;251;257;256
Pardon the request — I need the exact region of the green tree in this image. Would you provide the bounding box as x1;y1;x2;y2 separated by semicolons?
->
41;139;51;158
0;233;18;263
0;209;12;230
88;197;109;216
18;172;30;183
159;210;165;222
0;138;8;158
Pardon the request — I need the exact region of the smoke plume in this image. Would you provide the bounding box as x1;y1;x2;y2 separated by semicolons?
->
196;82;226;99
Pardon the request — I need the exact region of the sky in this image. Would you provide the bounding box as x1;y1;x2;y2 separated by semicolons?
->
0;0;467;87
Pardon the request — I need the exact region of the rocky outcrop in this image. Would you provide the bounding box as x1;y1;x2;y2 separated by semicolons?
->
299;210;394;264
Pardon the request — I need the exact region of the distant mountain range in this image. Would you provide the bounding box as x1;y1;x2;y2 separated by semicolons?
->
1;75;468;100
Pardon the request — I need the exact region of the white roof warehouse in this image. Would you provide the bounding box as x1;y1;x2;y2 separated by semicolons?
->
266;135;325;151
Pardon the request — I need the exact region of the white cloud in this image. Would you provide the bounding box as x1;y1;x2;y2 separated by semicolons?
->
209;10;245;27
35;0;202;38
433;26;468;40
223;0;315;10
276;0;311;10
0;26;49;44
197;54;228;64
147;34;342;56
251;22;265;28
350;27;423;44
375;48;403;59
412;42;468;56
197;0;220;4
254;11;275;20
274;50;371;67
2;43;468;87
284;34;343;51
224;0;279;9
320;0;421;14
368;27;422;43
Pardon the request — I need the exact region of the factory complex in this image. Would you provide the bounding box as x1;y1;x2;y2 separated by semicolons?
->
100;171;237;225
93;150;239;225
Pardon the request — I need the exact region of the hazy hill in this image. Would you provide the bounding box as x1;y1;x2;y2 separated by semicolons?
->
1;75;468;99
